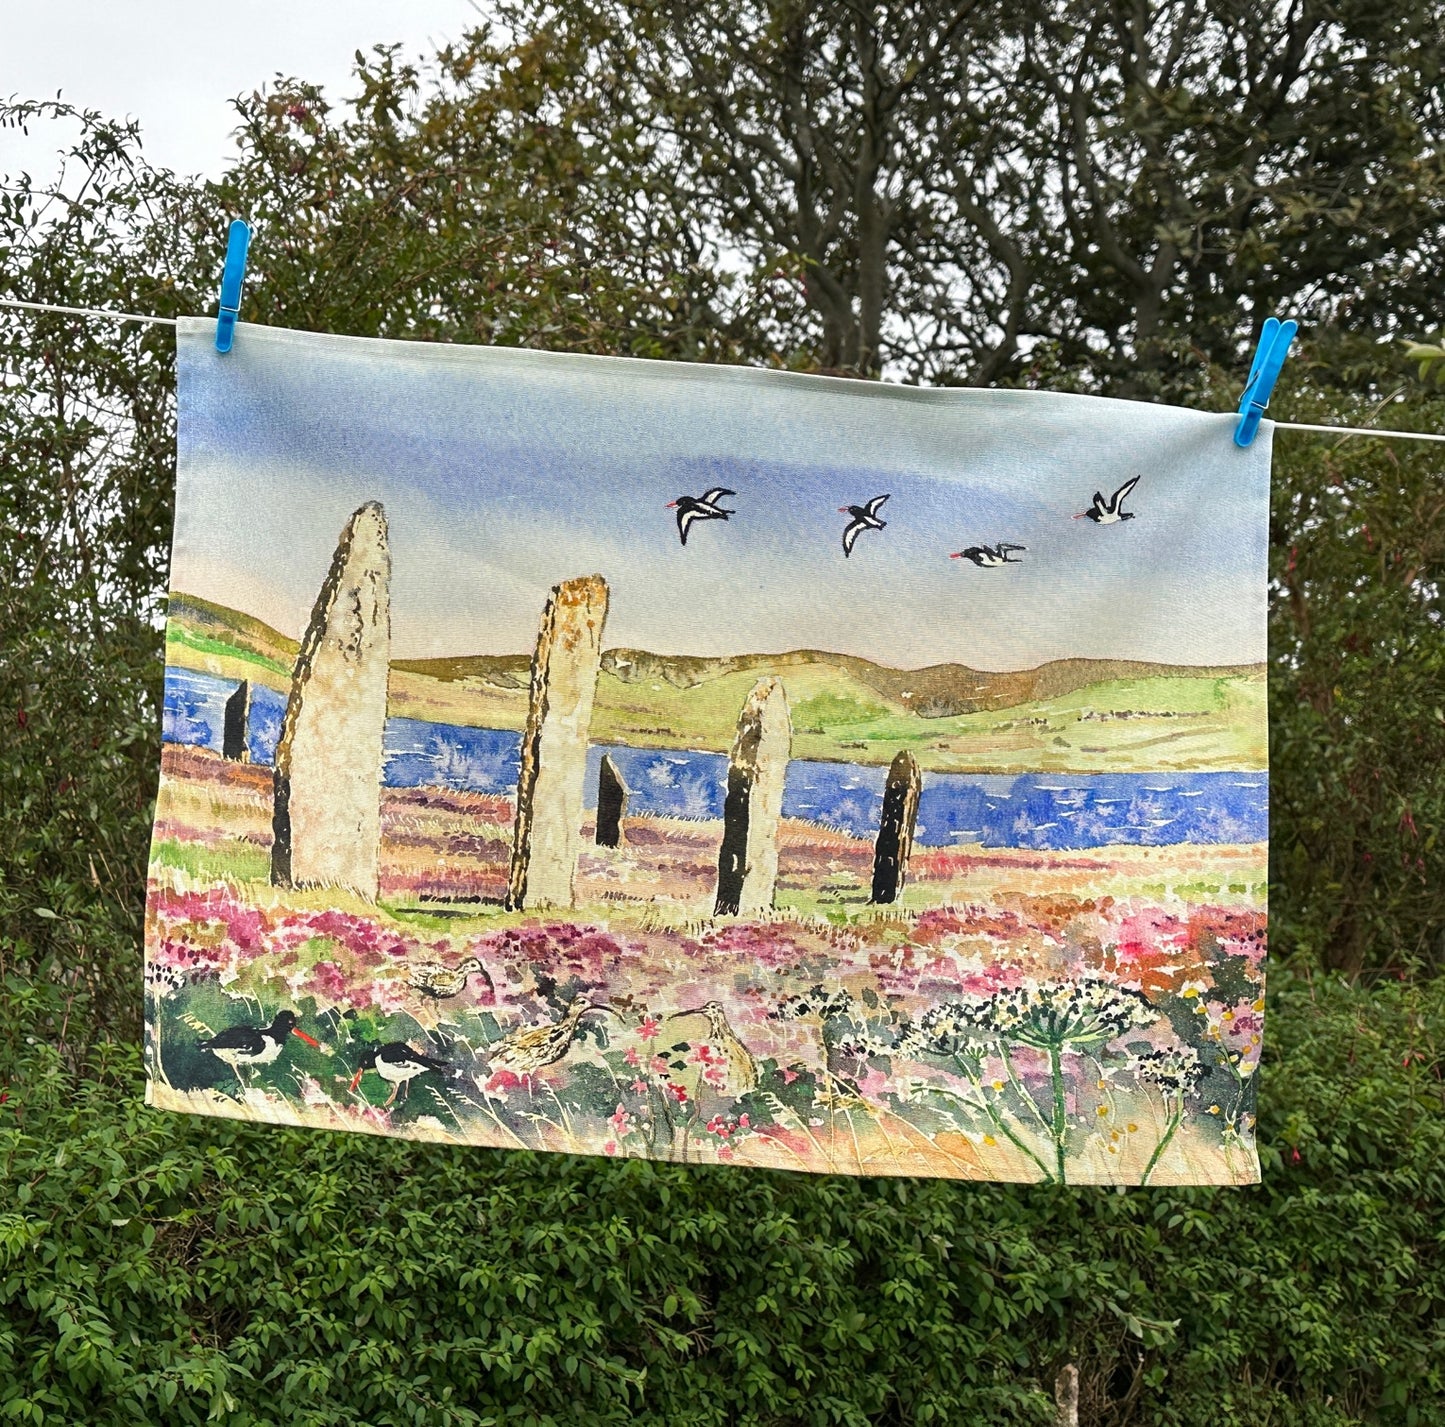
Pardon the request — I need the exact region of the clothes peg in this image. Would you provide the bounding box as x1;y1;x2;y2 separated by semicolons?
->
1234;316;1297;448
214;220;252;353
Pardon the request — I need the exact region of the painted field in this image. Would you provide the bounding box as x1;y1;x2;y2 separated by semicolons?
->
147;747;1266;1183
165;593;1266;775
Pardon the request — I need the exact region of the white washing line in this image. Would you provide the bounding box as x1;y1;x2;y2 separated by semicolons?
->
3;296;1444;445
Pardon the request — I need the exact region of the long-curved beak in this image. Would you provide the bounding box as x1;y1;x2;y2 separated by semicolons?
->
292;1027;320;1047
666;1007;701;1020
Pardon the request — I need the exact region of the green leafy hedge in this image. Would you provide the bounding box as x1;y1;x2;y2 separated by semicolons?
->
3;972;1442;1426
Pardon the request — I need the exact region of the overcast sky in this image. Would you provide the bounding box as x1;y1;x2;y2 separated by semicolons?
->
0;1;478;183
171;320;1271;672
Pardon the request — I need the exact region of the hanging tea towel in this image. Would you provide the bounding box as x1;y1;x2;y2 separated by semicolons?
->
145;318;1268;1184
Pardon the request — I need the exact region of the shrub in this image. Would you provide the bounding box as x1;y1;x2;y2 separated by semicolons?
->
2;971;1442;1426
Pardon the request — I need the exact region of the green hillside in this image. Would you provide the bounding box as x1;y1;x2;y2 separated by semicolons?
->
164;592;1266;772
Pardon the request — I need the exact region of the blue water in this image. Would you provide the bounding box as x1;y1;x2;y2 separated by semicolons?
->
164;666;1267;849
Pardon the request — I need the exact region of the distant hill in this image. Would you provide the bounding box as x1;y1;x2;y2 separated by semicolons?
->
165;592;1267;773
391;644;1259;720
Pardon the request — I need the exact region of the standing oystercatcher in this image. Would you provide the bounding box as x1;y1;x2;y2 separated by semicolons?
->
950;543;1026;567
1076;475;1141;523
198;1009;320;1087
666;488;736;545
840;494;889;556
349;1042;452;1107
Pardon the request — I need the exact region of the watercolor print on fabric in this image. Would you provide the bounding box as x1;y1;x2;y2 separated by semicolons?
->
145;318;1269;1184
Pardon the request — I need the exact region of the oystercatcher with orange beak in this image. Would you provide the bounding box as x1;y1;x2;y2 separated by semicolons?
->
950;542;1026;567
350;1042;452;1107
666;487;735;545
198;1009;320;1086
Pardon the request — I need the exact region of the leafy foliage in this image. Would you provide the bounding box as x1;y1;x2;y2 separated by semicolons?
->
2;974;1443;1424
2;16;1445;1421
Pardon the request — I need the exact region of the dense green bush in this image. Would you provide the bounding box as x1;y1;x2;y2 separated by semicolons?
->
4;20;1445;1424
3;972;1442;1426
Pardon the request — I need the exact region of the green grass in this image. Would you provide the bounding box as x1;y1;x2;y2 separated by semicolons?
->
164;606;1266;773
166;625;292;681
151;836;271;883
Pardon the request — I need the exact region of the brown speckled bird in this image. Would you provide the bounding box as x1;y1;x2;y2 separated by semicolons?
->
487;997;611;1078
667;1001;759;1096
408;954;493;1001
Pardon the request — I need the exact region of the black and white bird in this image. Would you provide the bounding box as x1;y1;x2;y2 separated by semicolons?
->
198;1009;320;1084
840;494;889;556
950;543;1026;568
1076;475;1141;524
349;1042;451;1107
666;488;735;545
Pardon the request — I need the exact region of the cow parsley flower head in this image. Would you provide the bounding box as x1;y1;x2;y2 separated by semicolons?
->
982;977;1157;1049
1128;1044;1204;1095
772;984;859;1022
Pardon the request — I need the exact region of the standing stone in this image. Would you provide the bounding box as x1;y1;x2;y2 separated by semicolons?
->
870;750;922;904
271;501;391;899
595;753;628;848
222;680;251;762
714;677;791;917
508;575;609;910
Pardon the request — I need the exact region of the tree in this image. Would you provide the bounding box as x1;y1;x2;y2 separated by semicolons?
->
561;0;1445;389
209;30;761;361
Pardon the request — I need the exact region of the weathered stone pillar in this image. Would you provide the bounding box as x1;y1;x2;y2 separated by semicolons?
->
595;753;627;848
507;575;609;910
222;680;251;762
713;677;791;917
870;751;922;904
271;501;391;899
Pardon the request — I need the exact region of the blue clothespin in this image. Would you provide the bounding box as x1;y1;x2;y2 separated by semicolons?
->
1234;316;1297;447
215;220;252;353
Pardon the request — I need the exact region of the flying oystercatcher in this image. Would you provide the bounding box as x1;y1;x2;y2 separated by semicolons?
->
950;543;1026;567
197;1009;320;1087
840;494;889;556
1076;475;1141;524
407;954;493;1002
666;488;735;545
349;1042;452;1107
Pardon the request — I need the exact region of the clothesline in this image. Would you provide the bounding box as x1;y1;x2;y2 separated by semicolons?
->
4;294;1445;445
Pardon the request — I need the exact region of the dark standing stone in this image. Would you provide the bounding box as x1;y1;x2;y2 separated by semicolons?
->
713;677;791;916
595;753;628;848
222;680;251;762
870;750;922;904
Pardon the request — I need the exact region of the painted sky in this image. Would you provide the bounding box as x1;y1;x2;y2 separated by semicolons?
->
172;319;1271;672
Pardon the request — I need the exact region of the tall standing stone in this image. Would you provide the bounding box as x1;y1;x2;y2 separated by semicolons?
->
271;501;391;899
595;753;628;848
870;750;922;904
508;575;609;910
714;677;791;917
222;680;251;762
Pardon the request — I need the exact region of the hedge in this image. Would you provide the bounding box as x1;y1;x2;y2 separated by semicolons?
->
2;972;1442;1426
